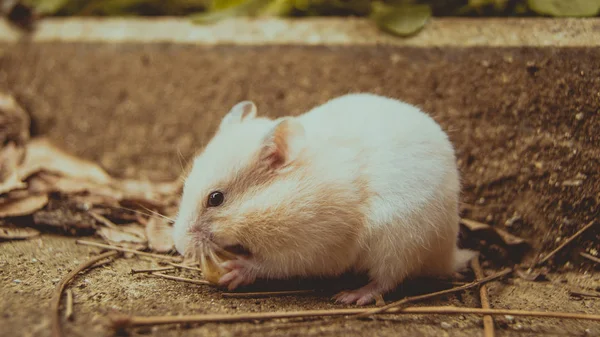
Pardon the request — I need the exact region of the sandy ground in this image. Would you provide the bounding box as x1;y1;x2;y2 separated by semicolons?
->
0;43;599;336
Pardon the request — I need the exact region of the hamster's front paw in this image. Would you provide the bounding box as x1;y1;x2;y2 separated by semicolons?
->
218;257;257;291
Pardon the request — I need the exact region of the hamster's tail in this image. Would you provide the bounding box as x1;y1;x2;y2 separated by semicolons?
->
453;248;479;272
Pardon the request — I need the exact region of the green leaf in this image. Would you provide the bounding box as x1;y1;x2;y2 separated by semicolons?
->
258;0;295;16
527;0;600;17
22;0;71;14
189;0;269;23
371;3;432;37
78;0;157;16
468;0;495;7
210;0;247;11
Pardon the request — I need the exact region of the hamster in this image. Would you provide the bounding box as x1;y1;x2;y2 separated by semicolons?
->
172;93;476;305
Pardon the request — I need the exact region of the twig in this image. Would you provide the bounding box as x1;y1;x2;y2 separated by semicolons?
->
535;220;596;267
90;259;113;270
355;268;513;318
76;240;182;262
51;251;119;337
166;262;203;273
471;257;495;337
150;273;210;285
569;290;600;299
64;290;74;321
580;252;600;264
221;290;316;298
108;305;600;329
131;267;175;274
88;211;119;229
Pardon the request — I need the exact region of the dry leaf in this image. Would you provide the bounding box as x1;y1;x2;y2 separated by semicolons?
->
460;218;527;246
0;143;27;194
32;198;96;230
494;227;526;246
515;268;550;282
98;224;147;245
0;194;48;218
19;138;112;184
0;223;40;239
146;218;175;253
0;94;29;195
0;92;30;147
0;133;182;238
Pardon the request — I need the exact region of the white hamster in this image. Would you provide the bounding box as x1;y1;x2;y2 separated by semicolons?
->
172;93;475;305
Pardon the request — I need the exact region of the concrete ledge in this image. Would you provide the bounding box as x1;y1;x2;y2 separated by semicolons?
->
1;17;600;46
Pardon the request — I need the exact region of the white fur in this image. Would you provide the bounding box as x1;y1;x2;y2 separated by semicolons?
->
173;93;476;303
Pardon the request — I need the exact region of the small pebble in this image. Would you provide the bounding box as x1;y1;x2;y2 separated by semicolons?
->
51;278;60;283
13;279;21;284
31;258;38;263
575;112;584;120
504;315;515;323
441;322;452;329
515;323;523;330
585;328;592;335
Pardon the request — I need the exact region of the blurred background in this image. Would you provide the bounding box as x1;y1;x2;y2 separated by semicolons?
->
4;0;600;36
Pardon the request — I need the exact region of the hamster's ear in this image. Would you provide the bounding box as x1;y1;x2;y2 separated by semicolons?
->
219;101;257;130
260;118;305;171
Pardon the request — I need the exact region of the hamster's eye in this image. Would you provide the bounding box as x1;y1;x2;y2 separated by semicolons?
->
207;191;224;207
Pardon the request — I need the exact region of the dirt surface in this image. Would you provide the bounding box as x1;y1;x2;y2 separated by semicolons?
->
1;43;599;336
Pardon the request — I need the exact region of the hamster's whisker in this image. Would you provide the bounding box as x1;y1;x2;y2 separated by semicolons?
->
113;206;175;223
138;205;176;223
176;148;188;174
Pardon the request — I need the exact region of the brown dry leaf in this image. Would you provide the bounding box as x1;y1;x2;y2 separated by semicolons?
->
515;268;550;282
26;170;175;212
146;218;175;253
494;227;526;246
0;92;30;147
19;138;112;184
98;223;147;245
0;223;40;239
0;143;27;194
0;194;48;218
32;198;96;230
460;218;527;246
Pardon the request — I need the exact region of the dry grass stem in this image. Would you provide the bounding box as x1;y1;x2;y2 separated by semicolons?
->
536;220;596;266
150;272;210;285
570;290;600;299
64;290;74;321
109;305;600;329
88;211;119;229
356;268;513;317
51;250;119;337
76;240;182;262
166;262;203;272
471;257;495;337
131;267;175;274
221;290;316;298
580;252;600;264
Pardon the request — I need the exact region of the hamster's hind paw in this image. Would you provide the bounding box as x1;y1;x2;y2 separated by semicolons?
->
333;281;384;306
218;258;256;291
